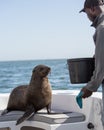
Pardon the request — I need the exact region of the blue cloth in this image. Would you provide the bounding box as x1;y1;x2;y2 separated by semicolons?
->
76;91;84;109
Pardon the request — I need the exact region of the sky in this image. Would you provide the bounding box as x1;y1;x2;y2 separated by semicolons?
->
0;0;95;61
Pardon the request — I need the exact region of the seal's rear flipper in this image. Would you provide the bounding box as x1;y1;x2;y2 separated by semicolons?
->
1;109;9;115
16;105;35;125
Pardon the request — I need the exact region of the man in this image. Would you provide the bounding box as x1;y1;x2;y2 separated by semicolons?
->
79;0;104;126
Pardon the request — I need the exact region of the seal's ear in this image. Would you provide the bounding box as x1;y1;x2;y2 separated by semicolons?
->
32;67;36;73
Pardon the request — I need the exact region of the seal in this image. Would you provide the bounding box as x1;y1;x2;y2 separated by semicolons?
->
2;64;52;125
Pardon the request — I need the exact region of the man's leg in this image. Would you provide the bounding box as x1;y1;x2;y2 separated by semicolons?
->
101;82;104;128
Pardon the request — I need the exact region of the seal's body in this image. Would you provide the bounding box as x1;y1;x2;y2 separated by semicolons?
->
2;65;52;125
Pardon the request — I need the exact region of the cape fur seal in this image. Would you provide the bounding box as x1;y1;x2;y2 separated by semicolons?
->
2;64;52;125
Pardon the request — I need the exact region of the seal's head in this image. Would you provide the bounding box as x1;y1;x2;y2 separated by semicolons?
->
33;65;51;77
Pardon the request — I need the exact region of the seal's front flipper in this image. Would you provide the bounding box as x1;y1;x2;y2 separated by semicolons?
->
46;103;51;114
16;105;35;125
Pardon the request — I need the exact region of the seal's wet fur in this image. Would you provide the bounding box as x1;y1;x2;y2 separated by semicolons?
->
2;65;52;125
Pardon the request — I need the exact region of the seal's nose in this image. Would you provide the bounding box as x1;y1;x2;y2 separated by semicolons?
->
48;67;51;72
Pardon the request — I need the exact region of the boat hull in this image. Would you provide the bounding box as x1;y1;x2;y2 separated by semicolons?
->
0;90;103;130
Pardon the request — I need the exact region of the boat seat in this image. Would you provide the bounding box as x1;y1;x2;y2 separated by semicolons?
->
0;109;85;124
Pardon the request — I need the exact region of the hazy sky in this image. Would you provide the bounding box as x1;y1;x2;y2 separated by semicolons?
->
0;0;95;61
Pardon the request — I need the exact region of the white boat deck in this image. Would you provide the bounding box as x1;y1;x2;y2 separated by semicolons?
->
0;90;103;130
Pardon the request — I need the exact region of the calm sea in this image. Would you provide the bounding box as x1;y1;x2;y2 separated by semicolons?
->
0;59;102;93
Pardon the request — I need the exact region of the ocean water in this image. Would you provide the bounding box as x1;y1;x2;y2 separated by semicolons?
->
0;59;102;93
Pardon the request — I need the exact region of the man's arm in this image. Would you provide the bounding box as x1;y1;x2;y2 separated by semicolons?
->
81;26;104;98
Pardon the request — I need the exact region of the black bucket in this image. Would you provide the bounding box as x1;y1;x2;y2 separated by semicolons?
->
67;58;95;84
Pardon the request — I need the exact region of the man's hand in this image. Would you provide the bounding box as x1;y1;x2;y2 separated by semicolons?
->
81;87;93;98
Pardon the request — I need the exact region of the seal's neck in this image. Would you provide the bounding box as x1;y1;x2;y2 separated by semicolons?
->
29;74;42;86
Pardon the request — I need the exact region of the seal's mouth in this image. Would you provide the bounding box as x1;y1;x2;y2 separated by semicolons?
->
42;67;51;77
48;69;51;75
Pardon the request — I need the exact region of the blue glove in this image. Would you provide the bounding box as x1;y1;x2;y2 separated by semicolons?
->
76;91;84;109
